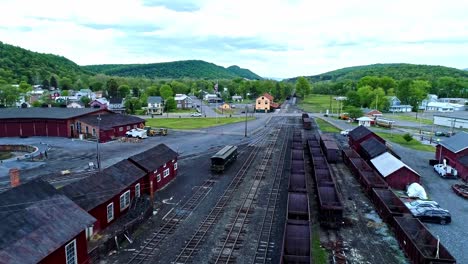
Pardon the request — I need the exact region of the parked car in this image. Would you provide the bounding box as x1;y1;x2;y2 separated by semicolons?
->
413;207;451;225
340;129;351;136
405;200;440;211
191;112;202;117
125;128;148;139
434;164;458;179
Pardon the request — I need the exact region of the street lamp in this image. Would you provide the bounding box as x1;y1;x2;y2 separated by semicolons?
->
96;115;102;171
437;138;442;163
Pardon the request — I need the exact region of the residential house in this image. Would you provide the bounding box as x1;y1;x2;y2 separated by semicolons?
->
61;159;147;233
147;96;164;115
0;179;96;264
255;93;280;112
128;144;178;192
67;101;85;108
90;98;109;109
370;152;420;190
421;94;438;110
220;103;231;110
204;94;222;103
232;95;243;102
435;132;468;181
357;116;373;127
76;89;96;100
174;94;193;109
388;96;412;112
108;97;126;114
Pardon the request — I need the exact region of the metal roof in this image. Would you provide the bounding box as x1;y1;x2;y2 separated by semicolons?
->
147;96;163;104
0;107;102;119
370;152;419;178
360;137;387;160
348;125;373;142
211;145;237;159
0;180;95;263
77;113;144;130
128;144;178;172
439;131;468;153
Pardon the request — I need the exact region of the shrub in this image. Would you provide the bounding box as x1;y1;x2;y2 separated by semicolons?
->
403;133;413;142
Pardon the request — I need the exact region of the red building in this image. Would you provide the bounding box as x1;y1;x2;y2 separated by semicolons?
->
436;132;468;181
129;144;178;193
348;125;386;153
0;179;96;264
61;159;147;233
370;152;420;190
0;107;145;142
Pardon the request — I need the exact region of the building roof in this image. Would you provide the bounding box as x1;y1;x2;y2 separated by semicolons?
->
434;112;468;120
370;152;419;178
0;180;95;263
262;93;274;101
77;113;144;130
439;131;468;153
109;97;124;104
364;109;382;116
0;107;103;119
357;116;373;121
148;96;163;104
174;94;189;101
348;125;373;142
129;144;178;172
360;137;387;160
103;159;147;186
91;98;109;105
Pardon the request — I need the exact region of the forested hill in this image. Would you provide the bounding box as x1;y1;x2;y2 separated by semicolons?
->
0;41;88;83
289;63;468;83
83;60;262;80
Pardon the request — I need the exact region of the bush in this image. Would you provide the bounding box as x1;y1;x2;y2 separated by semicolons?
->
403;133;413;142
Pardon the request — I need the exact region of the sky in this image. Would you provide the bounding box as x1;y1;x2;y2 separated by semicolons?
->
0;0;467;78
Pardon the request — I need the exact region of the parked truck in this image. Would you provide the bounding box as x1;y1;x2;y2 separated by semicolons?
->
144;126;168;136
125;128;148;139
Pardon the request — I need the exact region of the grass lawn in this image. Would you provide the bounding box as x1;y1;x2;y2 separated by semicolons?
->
145;117;254;129
315;118;340;133
168;109;197;113
214;108;236;115
0;151;13;160
312;224;328;264
298;94;334;113
383;113;433;125
376;132;436;152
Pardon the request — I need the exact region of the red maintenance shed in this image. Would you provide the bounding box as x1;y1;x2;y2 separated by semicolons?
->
436;131;468;181
370;152;420;190
348;125;385;153
0;179;96;264
76;113;145;142
129;143;179;193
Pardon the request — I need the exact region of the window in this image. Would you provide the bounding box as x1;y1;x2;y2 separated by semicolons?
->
163;168;170;178
92;128;96;136
119;127;123;132
133;124;137;128
107;203;114;222
65;240;77;264
257;101;260;105
126;125;130;130
120;190;131;211
174;162;178;170
135;183;141;198
85;126;89;134
156;174;161;182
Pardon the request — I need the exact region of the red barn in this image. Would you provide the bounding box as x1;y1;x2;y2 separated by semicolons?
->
0;179;96;264
435;132;468;181
348;125;385;153
76;113;145;142
129;144;179;193
61;159;147;233
370;152;420;190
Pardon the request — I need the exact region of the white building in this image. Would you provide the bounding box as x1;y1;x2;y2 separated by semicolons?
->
433;112;468;129
357;116;373;127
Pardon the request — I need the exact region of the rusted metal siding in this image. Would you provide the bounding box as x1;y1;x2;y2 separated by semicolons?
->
39;231;89;264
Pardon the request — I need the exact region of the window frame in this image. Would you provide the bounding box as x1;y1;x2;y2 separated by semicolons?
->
163;168;170;178
65;239;77;264
119;190;131;211
135;183;141;198
174;162;178;170
156;174;161;182
107;203;114;222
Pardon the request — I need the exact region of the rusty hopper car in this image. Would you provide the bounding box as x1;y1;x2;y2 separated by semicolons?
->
292;142;303;150
393;217;456;264
287;192;310;221
301;113;309;121
342;148;360;166
359;170;388;194
210;145;238;172
291;160;305;174
281;220;311;264
317;186;343;225
322;140;340;163
371;188;410;227
289;173;307;193
302;118;312;130
291;149;304;160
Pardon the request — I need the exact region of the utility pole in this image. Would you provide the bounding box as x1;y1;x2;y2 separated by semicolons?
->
96;115;102;172
244;106;248;137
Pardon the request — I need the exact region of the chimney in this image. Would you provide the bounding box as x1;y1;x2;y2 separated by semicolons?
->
9;168;20;187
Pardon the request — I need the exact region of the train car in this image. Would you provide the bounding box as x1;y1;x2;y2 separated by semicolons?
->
317;186;343;226
303;118;312;130
210;145;238;172
292;141;303;150
371;188;410;227
322;140;340;163
291;149;304;160
393;217;456;264
281;220;311;264
375;118;395;128
359;170;388;194
291;160;305;174
289;173;307;193
301;113;309;121
287;192;309;221
342;148;360;166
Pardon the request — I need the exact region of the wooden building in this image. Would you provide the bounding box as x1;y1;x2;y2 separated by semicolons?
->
348;125;385;153
436;132;468;181
255;93;279;112
129;144;178;192
76;113;145;142
61;159;147;233
370;152;420;190
0;179;96;264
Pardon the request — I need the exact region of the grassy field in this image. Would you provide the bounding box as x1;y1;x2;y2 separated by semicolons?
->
383;113;433;125
315;118;341;133
145;117;254;129
376;132;436;152
298;94;334;113
214;108;236;115
0;152;13;160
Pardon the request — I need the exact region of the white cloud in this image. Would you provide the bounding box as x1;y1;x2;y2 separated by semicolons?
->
0;0;467;78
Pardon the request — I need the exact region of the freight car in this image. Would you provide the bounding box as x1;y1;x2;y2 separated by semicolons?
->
371;188;410;227
281;220;311;264
321;140;340;163
303;118;312;130
317;186;343;226
287;192;310;221
291;149;304;160
289;173;307;193
210;145;238;172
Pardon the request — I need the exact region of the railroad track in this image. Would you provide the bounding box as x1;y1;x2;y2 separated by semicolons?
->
250;125;291;264
172;118;285;264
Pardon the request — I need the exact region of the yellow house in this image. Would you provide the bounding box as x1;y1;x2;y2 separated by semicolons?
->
255;93;278;112
220;103;231;110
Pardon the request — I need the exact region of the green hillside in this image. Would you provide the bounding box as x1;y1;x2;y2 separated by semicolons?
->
83;60;262;80
0;41;88;83
289;63;468;83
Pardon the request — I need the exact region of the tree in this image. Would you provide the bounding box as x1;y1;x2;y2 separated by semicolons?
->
369;87;386;110
344;90;360;107
118;85;130;98
0;84;20;107
42;79;50;90
106;78;119;98
90;81;103;91
145;85;159;96
344;106;363;119
165;98;176;112
60;77;73;90
295;77;311;98
61;90;69;96
356;85;373;107
50;76;58;89
18;81;32;94
80;96;91;107
160;84;173;100
124;97;141;114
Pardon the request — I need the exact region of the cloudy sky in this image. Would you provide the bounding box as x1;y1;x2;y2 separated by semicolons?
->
0;0;467;78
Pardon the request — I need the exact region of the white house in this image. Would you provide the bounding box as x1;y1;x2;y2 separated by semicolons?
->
425;102;454;112
174;94;193;109
357;116;373;127
232;95;243;102
147;96;164;115
388;96;412;112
